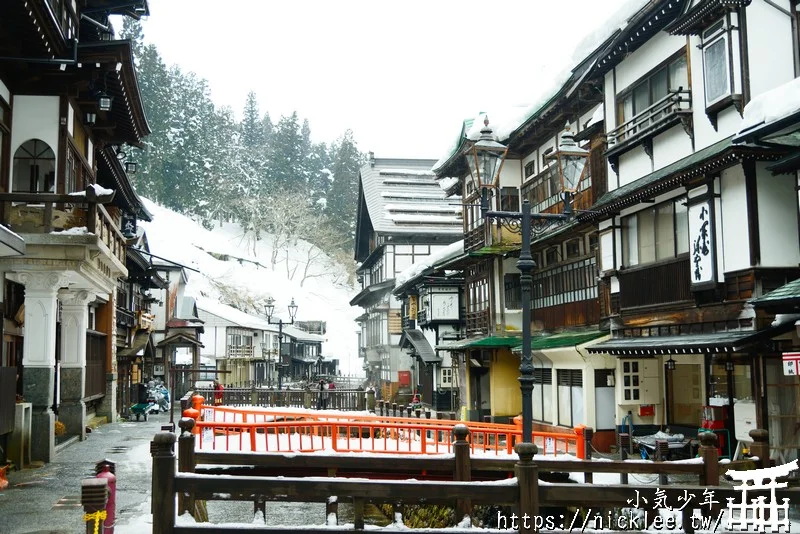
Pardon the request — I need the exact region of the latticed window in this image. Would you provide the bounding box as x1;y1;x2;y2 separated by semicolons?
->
12;139;55;192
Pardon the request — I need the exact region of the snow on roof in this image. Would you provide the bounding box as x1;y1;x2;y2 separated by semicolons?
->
379;169;434;176
438;177;460;192
386;213;461;225
359;159;464;236
282;324;326;343
570;0;651;69
585;103;605;129
383;203;461;214
395;239;464;288
432;0;651;172
196;296;277;331
737;76;800;135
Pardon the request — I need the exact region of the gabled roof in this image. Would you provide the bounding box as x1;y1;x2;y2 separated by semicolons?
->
357;158;462;234
354;157;462;261
196;297;278;332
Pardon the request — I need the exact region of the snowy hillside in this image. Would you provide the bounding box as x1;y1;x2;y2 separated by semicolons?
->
138;198;363;376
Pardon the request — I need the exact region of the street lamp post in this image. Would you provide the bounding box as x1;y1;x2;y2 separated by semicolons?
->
465;118;588;442
265;297;299;390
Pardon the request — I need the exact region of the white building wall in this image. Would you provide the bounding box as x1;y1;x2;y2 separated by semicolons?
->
615;32;687;92
720;166;750;273
747;0;795;100
10;96;59;191
617;147;653;187
652;126;694;172
498;159;522;188
757;164;800;267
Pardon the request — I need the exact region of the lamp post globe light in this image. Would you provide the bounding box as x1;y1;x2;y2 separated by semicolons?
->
264;297;299;390
465;118;588;443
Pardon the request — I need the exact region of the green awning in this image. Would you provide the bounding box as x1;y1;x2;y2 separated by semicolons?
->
467;336;522;348
469;243;521;256
515;330;607;351
749;278;800;309
435;335;522;351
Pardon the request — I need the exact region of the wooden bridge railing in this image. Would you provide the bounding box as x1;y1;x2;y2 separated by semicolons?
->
151;420;799;533
191;404;585;457
193;387;367;411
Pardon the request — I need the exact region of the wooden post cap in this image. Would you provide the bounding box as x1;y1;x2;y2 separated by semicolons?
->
749;428;769;443
453;424;470;441
150;431;177;456
698;431;718;448
178;417;195;435
514;442;539;461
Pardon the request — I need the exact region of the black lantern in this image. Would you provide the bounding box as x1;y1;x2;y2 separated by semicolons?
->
125;161;138;174
85;112;97;125
463;116;508;190
547;123;590;193
726;360;734;372
476;120;579;444
264;297;299;390
98;91;113;112
667;357;676;371
264;296;275;320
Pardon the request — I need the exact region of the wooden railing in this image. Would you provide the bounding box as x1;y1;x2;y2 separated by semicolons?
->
226;345;255;359
136;310;155;331
193;387;367;411
465;308;490;337
607;89;692;149
0;192;127;265
618;255;691;309
188;403;584;458
149;421;798;533
465;224;485;252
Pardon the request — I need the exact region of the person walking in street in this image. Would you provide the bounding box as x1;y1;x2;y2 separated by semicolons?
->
213;379;224;406
319;379;329;410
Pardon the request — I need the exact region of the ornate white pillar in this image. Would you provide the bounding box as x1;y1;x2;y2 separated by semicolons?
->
58;289;95;441
19;272;68;463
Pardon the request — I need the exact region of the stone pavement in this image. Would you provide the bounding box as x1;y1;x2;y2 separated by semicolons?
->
0;411;169;534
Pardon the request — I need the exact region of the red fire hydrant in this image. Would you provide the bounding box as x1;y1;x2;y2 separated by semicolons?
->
95;460;116;533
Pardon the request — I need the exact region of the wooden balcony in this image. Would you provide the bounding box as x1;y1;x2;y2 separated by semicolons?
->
0;192;127;266
136;310;155;331
227;345;255;359
465;224;485;253
606;89;692;158
466;309;490;338
618;255;692;310
116;308;135;328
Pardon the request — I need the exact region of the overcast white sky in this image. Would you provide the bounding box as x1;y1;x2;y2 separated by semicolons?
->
138;0;631;160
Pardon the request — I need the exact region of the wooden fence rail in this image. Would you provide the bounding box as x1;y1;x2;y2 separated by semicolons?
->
193;387;367;411
150;418;799;534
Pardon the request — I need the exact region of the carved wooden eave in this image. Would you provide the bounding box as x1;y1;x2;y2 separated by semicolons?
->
1;0;75;59
666;0;752;35
585;142;786;220
79;1;150;41
593;0;688;77
77;41;151;146
508;52;606;156
97;146;152;221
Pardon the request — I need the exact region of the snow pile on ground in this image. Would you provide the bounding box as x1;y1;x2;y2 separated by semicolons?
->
139;198;363;375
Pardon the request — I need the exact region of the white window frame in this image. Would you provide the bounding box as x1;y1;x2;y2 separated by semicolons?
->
701;18;731;107
440;367;453;387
